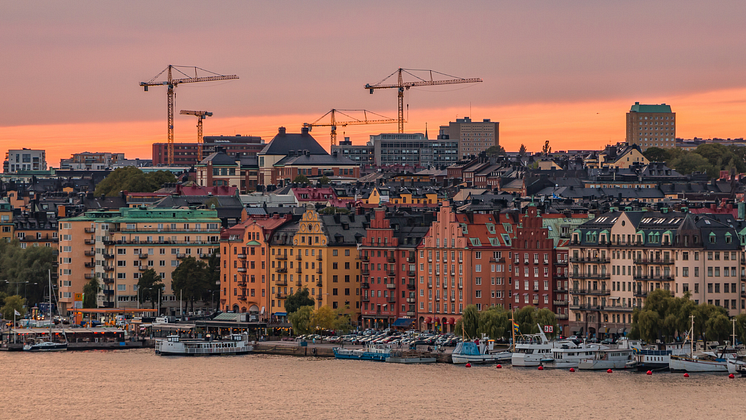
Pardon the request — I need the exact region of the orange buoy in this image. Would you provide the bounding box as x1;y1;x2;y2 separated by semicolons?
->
538;366;544;371
496;364;502;369
569;368;575;372
607;369;613;373
465;363;471;368
646;370;652;375
683;373;689;378
729;374;735;379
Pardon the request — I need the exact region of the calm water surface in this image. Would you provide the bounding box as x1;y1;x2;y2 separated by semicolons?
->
2;349;743;419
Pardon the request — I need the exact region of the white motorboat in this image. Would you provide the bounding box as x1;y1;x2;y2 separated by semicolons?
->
669;352;734;373
155;334;253;356
727;357;746;374
578;349;636;370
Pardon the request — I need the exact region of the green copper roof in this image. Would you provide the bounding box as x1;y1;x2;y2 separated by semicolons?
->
629;102;672;113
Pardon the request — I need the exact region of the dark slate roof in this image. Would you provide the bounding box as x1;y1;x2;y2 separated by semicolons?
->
259;127;327;156
198;151;237;166
321;213;368;246
275;154;356;166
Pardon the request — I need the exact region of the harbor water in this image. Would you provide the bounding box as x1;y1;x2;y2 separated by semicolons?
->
2;350;743;419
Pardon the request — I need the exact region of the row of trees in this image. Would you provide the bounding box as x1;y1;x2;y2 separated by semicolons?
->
285;288;352;334
629;289;746;344
0;240;57;318
454;305;559;340
94;166;176;197
643;143;746;179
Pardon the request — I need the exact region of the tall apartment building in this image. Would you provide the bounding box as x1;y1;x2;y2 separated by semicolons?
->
370;133;459;168
4;149;47;173
220;214;293;318
416;204;514;332
58;208;221;312
359;208;429;329
267;208;365;323
152;135;264;166
625;102;676;151
439;117;499;159
59;152;126;170
512;206;557;314
568;211;742;340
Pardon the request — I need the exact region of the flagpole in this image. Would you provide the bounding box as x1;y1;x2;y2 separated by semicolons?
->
511;309;515;352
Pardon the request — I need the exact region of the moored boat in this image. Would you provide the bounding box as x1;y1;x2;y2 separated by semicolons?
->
23;271;68;352
155;333;253;356
578;349;636;370
669;352;733;373
333;344;391;361
544;344;603;369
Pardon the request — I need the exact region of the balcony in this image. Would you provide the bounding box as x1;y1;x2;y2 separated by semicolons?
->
633;275;673;282
568;304;601;311
362;296;370;302
200;253;212;259
104;266;114;272
406;311;416;316
176;253;186;259
237;268;246;273
490;257;506;263
407;271;416;277
317;296;323;303
276;254;287;260
237;254;246;259
238;294;247;301
316;268;323;274
556;313;569;320
138;254;148;259
407;283;416;291
587;289;610;296
556;260;568;266
296;267;302;274
361;255;369;262
553;300;568;306
742;291;746;298
296;254;302;261
633;258;674;265
406;298;416;303
84;227;95;233
634;290;648;298
316;280;323;287
555;273;568;279
571;273;611;280
103;278;114;284
569;256;610;264
276;292;288;299
84;250;96;257
386;283;396;289
276;267;287;273
407;256;416;263
387;270;396;277
362;282;370;289
361;268;370;275
84;239;95;245
138;266;148;271
296;281;302;287
103;289;114;296
603;305;634;312
84;274;94;279
388;297;396;303
276;279;288;286
84;262;95;268
387;256;396;263
103;253;114;259
316;254;323;261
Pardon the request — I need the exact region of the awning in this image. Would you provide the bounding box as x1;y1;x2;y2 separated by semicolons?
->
392;318;414;328
609;328;618;334
449;317;456;325
425;317;432;323
273;312;287;317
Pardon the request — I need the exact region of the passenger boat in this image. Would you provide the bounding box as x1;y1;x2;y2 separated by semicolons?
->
386;350;437;364
512;325;580;367
451;341;511;365
667;315;735;373
155;334;253;356
544;344;603;369
727;357;746;375
578;349;636;370
333;344;391;361
633;342;689;372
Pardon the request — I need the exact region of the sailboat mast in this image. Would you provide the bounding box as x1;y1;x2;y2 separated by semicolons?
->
511;309;516;352
49;269;53;338
690;314;694;356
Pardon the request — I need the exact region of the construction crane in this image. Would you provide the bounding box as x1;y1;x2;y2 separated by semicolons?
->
180;110;213;162
365;68;482;133
303;109;397;146
140;65;238;165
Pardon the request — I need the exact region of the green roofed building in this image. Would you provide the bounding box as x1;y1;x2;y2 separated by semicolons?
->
626;102;676;151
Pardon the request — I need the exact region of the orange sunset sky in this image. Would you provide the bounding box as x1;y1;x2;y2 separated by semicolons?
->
2;1;746;166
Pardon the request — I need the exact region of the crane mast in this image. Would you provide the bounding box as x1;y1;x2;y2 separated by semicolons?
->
365;68;482;133
303;109;397;146
140;65;238;165
180;110;213;162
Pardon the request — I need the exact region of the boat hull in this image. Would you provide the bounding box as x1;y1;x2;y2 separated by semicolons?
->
512;354;549;367
577;359;633;370
155;338;253;356
23;342;68;352
669;358;728;373
333;347;389;361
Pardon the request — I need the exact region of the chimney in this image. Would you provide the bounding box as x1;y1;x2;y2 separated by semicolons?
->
58;205;65;219
301;127;309;135
278;127;286;135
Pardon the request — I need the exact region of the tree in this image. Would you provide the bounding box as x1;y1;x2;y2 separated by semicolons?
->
312;306;338;331
171;256;208;313
485;145;506;157
293;175;309;184
670;152;716;178
289;305;314;335
94;166;176;197
643;147;669;162
137;269;164;309
636;310;661;343
318;176;330;185
455;304;480;338
0;242;56;307
285;288;315;314
1;295;25;320
735;313;746;345
82;277;100;309
478;306;509;339
541;140;552;156
705;313;731;343
518;144;527;157
202;252;221;311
